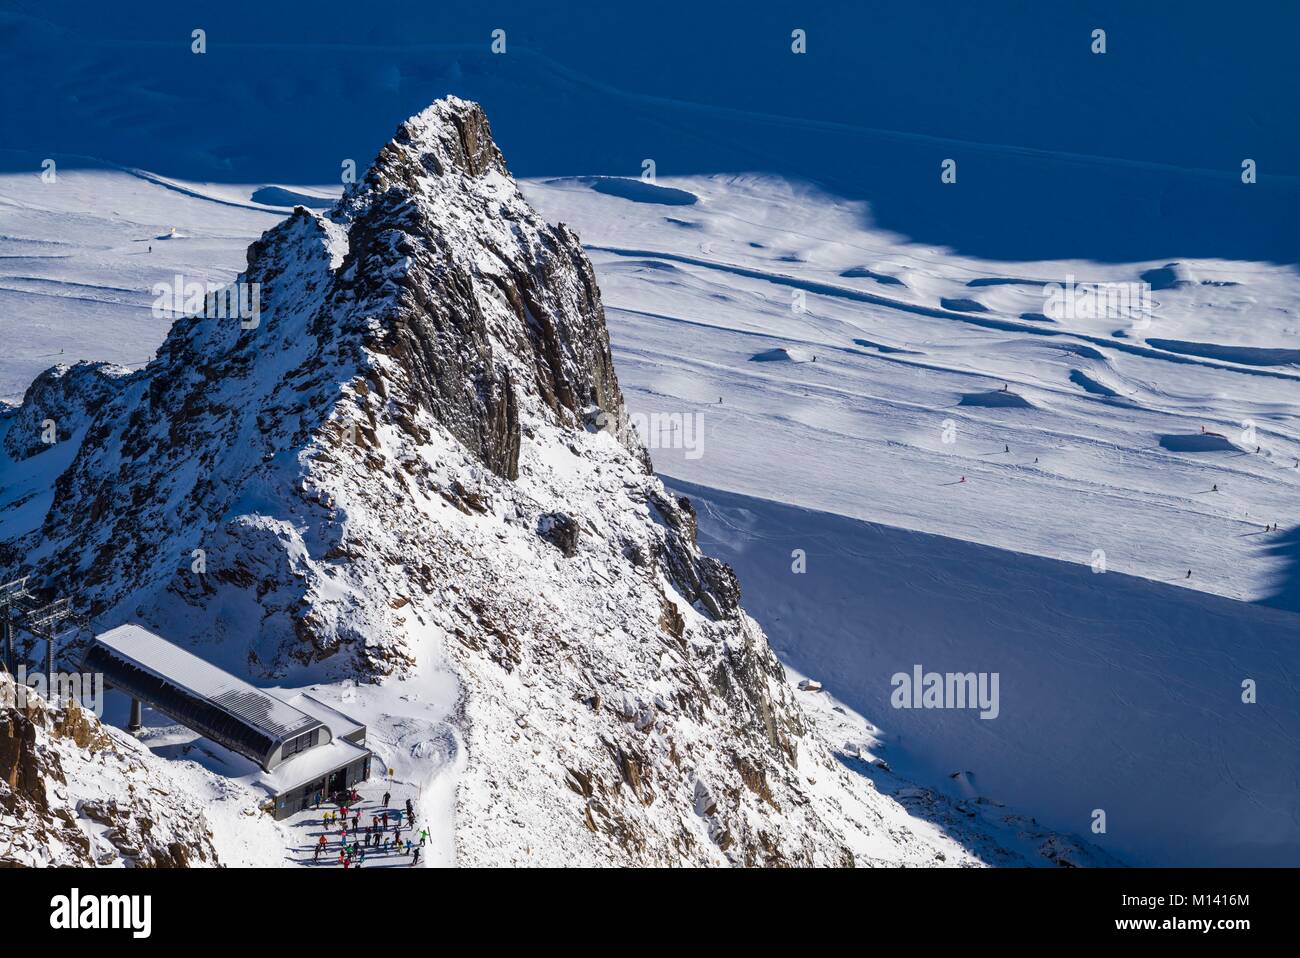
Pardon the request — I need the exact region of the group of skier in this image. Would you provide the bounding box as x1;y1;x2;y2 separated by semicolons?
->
310;790;430;868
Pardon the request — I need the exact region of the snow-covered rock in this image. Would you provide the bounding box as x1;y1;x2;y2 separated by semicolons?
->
0;673;218;867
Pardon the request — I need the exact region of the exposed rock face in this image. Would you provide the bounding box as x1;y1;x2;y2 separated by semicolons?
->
2;362;129;462
536;511;580;557
0;673;218;867
332;101;627;482
2;99;643;672
0;98;1099;866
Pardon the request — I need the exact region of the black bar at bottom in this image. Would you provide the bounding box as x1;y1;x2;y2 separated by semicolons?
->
4;866;1291;944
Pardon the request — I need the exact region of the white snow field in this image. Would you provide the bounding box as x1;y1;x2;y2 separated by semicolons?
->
520;173;1300;866
1;160;1297;865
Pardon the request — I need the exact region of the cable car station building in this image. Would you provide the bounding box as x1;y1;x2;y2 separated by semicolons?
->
83;624;371;819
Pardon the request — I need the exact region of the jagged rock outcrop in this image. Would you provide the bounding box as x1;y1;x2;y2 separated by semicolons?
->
2;362;130;462
0;672;218;867
0;98;1100;866
536;511;580;557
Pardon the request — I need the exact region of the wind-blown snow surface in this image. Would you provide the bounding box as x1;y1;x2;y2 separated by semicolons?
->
1;160;1297;865
519;174;1300;865
521;175;1300;610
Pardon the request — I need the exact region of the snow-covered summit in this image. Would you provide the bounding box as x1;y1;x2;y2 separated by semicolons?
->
0;99;1113;865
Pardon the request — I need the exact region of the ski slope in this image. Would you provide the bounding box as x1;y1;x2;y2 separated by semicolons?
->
519;173;1300;864
523;174;1300;610
670;478;1300;866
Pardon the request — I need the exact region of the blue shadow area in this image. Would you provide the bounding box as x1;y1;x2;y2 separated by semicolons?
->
2;0;1297;262
1259;525;1300;614
665;476;1300;865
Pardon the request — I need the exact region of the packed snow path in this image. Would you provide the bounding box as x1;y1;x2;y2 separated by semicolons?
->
286;788;435;868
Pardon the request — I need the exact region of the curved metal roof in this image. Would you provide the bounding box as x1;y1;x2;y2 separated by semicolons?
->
83;624;323;771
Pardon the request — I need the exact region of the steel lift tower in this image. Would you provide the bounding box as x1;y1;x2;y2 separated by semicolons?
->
23;597;73;681
0;577;35;674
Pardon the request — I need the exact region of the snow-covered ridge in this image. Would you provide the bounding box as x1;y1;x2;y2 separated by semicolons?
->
1;98;1110;865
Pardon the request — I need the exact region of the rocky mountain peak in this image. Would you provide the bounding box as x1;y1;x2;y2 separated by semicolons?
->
0;98;1051;866
373;96;508;181
324;94;633;480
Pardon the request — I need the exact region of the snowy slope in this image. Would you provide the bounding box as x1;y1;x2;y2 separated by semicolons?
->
671;479;1300;866
517;173;1300;865
522;174;1300;610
